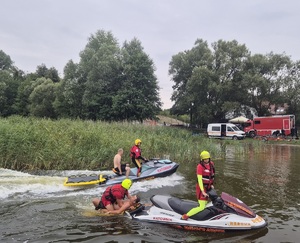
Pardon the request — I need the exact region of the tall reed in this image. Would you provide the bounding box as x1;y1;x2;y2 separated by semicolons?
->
0;116;266;171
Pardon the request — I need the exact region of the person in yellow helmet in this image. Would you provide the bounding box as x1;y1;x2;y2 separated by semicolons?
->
130;139;148;177
92;179;138;213
106;194;141;215
181;150;215;220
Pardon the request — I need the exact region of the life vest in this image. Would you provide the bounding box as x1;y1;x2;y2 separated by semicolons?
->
200;161;215;189
130;145;141;159
103;184;127;203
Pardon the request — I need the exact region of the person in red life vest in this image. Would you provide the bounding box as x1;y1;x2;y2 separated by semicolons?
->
130;139;148;177
181;150;215;220
92;179;138;212
106;194;141;215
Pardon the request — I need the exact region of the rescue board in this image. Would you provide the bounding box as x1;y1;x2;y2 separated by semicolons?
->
63;173;105;186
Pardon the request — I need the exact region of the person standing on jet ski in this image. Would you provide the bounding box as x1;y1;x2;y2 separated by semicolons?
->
181;150;215;220
130;139;148;177
92;178;138;212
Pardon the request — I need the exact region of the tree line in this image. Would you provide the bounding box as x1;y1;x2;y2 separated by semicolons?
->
0;30;161;122
169;39;300;126
1;30;299;125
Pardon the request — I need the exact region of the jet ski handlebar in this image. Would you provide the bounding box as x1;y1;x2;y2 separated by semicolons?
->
207;189;228;211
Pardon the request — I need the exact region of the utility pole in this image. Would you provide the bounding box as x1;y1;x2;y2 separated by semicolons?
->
190;102;194;128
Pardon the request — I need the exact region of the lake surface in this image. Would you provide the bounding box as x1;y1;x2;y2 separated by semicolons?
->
1;143;300;243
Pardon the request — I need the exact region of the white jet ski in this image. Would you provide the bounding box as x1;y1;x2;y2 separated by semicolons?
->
129;190;267;232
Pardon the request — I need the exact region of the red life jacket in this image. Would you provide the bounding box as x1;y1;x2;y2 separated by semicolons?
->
103;184;127;203
200;161;215;189
195;161;215;200
130;145;141;159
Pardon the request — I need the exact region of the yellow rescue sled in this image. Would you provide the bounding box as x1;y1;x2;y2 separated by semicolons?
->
63;174;106;186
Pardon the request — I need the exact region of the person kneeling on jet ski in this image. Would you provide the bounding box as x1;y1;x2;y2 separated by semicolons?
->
181;150;215;220
130;139;148;177
92;179;139;213
112;148;130;178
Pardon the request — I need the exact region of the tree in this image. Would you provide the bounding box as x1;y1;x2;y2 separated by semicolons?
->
283;60;300;124
170;39;250;125
15;74;56;117
28;78;57;118
79;30;122;120
169;39;212;118
0;51;20;116
113;38;161;121
54;60;84;118
243;53;292;116
0;71;14;116
0;50;13;71
210;39;250;116
36;64;60;83
15;74;37;116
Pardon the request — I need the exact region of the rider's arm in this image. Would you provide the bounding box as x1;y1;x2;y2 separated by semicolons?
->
136;155;146;161
127;192;132;200
198;174;208;197
197;175;204;192
115;198;124;208
108;201;131;215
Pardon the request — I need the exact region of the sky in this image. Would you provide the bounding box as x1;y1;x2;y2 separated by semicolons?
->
1;0;300;109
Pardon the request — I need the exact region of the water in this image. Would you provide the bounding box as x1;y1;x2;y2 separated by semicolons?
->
1;144;300;243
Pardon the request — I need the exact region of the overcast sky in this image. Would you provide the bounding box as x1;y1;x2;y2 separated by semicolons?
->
1;0;300;109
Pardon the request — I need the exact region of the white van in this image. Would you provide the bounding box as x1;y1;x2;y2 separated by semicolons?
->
207;123;246;140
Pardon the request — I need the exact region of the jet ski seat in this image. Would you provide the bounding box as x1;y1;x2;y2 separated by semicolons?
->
168;197;221;221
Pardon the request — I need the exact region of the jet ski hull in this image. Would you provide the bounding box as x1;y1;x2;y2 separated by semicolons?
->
64;159;179;187
130;194;267;232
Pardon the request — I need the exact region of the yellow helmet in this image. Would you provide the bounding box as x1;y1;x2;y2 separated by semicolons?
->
135;139;142;145
200;150;210;160
121;179;132;190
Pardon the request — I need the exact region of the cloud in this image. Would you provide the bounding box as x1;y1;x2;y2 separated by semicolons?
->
1;0;300;109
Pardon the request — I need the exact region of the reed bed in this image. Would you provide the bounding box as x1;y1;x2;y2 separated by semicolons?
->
0;116;266;171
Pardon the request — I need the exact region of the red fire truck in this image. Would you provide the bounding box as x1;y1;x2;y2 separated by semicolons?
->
243;115;296;138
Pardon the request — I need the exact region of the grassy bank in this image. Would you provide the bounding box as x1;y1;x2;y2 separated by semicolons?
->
0;116;265;171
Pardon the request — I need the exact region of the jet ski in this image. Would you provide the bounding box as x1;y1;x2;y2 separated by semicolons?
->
64;158;179;187
129;190;267;232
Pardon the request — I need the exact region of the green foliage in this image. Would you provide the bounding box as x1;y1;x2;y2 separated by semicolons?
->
0;32;162;122
113;38;161;121
54;60;84;118
170;39;251;124
28;78;58;118
243;52;292;116
79;30;122;120
1;35;300;125
159;110;190;124
284;60;300;124
0;117;286;171
55;30;161;121
0;70;19;116
0;116;242;170
169;39;299;124
0;50;13;71
36;64;60;83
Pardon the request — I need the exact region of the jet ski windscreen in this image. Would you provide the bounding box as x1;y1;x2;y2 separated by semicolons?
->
221;192;256;218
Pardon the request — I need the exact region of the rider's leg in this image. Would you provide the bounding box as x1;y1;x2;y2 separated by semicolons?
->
125;164;130;178
185;200;207;217
135;159;142;177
